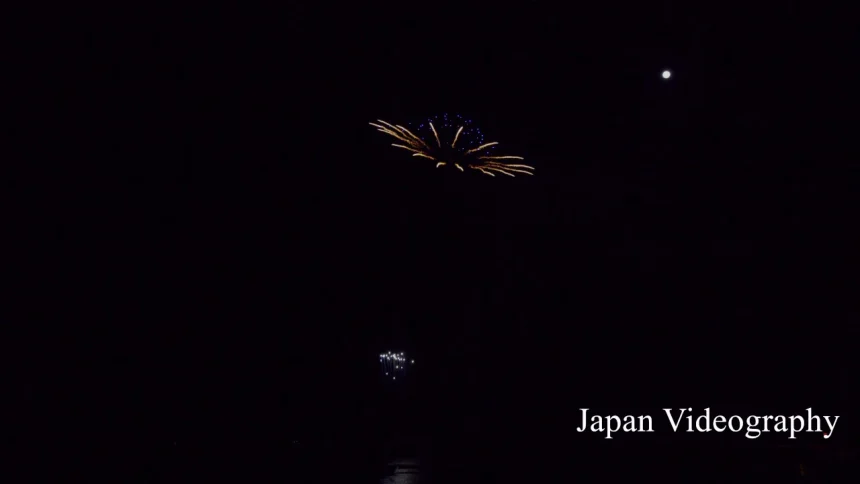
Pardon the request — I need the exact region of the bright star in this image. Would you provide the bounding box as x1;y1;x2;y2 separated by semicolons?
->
662;70;672;79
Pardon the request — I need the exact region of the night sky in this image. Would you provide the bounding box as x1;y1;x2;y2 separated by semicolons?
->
13;3;858;481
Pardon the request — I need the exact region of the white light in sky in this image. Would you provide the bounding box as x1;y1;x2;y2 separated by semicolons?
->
662;70;671;79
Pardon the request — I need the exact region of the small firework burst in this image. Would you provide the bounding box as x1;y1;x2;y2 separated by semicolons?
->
379;351;412;381
369;114;534;177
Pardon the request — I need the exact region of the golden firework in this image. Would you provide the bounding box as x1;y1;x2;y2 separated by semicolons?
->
370;115;534;177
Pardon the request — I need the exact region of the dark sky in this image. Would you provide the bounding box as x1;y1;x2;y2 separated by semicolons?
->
14;2;858;480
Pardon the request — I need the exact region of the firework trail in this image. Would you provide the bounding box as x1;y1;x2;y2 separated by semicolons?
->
370;114;534;177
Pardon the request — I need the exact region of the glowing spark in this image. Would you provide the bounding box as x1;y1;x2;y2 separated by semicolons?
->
476;160;535;175
377;119;403;134
483;166;516;177
429;122;441;147
451;126;463;148
371;123;419;147
396;125;430;150
391;143;422;154
436;162;446;168
413;153;436;161
464;142;499;155
376;120;424;149
482;165;533;175
482;162;534;169
477;155;525;160
455;163;463;172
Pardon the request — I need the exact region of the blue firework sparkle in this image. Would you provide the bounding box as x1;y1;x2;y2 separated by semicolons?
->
411;113;496;156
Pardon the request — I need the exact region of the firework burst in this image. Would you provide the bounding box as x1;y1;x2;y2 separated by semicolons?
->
370;114;534;177
379;351;413;381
